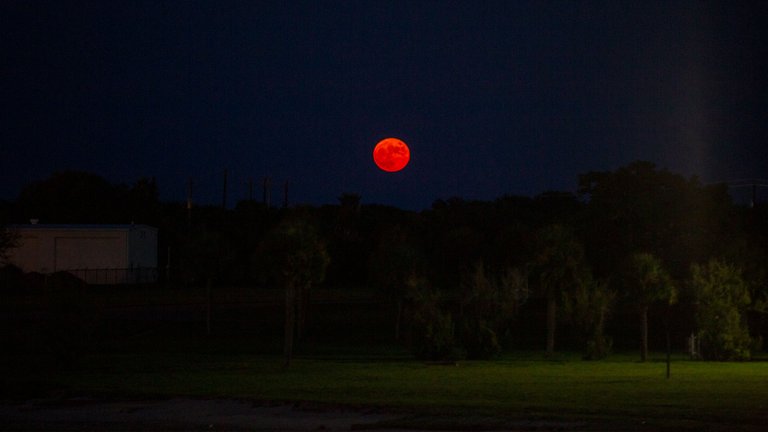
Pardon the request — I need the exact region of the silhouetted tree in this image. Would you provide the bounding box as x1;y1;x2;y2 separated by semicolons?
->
368;224;423;340
458;262;528;359
336;193;361;240
176;219;224;334
621;252;677;362
403;274;457;360
579;161;731;280
563;276;615;359
15;171;127;223
422;198;489;291
125;176;161;224
259;214;329;366
0;225;19;266
533;224;586;356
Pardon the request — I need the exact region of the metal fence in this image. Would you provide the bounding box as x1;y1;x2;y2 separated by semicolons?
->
66;268;158;285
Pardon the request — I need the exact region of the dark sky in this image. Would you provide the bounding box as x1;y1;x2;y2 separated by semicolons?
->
2;1;767;210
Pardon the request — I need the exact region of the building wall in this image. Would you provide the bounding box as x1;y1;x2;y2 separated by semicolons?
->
8;225;158;283
54;233;127;271
128;225;158;269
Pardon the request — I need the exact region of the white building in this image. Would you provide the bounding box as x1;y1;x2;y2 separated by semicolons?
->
8;224;158;284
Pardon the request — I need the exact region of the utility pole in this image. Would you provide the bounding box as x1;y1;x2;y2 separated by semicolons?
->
263;177;272;208
186;177;193;227
752;183;757;208
283;180;290;208
222;169;228;210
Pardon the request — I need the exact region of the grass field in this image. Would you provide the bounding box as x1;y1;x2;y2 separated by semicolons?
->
2;286;767;430
6;348;767;431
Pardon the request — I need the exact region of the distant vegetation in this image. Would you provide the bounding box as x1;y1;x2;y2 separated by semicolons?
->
2;162;767;362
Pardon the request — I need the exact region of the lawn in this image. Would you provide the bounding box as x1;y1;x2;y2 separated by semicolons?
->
2;286;766;430
8;349;767;431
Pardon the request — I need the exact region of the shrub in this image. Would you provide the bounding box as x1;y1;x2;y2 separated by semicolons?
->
691;259;752;361
563;277;615;360
458;263;528;359
404;276;460;361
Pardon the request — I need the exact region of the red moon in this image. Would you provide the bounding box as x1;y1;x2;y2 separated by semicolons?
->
373;138;410;172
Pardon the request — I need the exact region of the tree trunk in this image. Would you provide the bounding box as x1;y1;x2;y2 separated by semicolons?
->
284;282;297;367
395;299;403;341
206;277;212;336
296;284;309;341
546;296;557;356
640;305;649;362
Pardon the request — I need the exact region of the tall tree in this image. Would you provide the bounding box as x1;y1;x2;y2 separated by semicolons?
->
15;171;128;223
368;224;422;340
325;193;365;288
578;161;731;280
623;252;677;362
259;214;330;366
533;224;586;356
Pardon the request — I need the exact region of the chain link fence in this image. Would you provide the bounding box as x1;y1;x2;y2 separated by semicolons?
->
66;268;158;285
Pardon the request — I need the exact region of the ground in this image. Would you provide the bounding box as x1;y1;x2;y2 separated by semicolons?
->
0;398;403;431
0;397;595;431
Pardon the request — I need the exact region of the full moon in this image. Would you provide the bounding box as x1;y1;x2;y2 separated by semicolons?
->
373;138;410;172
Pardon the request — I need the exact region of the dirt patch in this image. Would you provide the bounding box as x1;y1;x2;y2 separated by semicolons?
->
0;397;401;431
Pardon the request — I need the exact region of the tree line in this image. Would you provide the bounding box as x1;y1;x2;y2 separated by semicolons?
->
1;162;767;362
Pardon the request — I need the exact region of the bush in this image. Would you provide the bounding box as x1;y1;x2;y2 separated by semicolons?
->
404;276;460;361
563;278;615;360
0;264;25;292
459;321;500;359
23;273;104;368
457;263;528;359
691;260;752;361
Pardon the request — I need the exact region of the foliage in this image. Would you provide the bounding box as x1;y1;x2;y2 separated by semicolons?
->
3;272;105;370
257;214;330;365
14;171;160;224
534;225;586;299
623;253;677;306
0;264;25;292
4;163;768;355
178;225;224;286
563;277;615;359
620;252;677;362
259;215;330;290
533;224;587;355
368;224;424;339
0;225;20;266
579;161;732;280
403;275;458;361
691;259;752;360
368;225;422;298
458;262;528;359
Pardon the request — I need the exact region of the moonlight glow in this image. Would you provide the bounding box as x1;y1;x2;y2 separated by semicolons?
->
373;138;410;172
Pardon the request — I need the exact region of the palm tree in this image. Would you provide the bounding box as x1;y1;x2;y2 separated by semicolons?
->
259;215;330;367
534;224;586;356
624;252;676;362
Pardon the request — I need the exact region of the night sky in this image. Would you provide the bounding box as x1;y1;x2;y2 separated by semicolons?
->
2;1;767;210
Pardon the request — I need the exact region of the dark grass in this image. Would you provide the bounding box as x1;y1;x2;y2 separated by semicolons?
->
2;287;767;430
4;338;768;431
